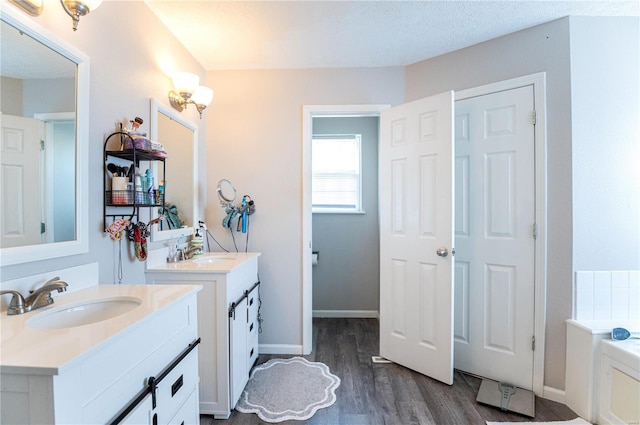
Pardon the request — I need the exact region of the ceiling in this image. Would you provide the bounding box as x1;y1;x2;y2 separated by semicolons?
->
145;0;640;71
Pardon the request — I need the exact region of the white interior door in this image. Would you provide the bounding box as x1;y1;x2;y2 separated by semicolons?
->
453;85;536;390
379;91;455;385
1;114;42;248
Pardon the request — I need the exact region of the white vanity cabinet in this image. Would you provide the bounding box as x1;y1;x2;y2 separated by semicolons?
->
146;252;261;419
0;285;201;425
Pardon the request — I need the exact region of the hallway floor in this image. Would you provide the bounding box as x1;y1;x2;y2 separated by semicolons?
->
201;318;578;424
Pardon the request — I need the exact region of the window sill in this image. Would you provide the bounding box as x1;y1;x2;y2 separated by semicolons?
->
312;209;366;215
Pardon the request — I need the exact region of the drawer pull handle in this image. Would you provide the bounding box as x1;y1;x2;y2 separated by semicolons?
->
250;348;254;358
249;297;254;306
249;323;254;332
171;375;184;397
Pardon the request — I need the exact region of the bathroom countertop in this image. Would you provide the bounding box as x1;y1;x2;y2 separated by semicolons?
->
146;252;261;274
0;284;201;375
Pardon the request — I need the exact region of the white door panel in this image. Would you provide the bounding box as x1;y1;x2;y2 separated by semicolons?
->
380;91;454;385
1;114;41;248
453;86;535;390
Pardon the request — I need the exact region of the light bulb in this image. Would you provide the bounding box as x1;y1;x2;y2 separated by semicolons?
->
191;86;214;106
172;72;199;99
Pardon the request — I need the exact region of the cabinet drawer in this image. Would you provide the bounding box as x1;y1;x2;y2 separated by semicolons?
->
247;286;259;320
246;284;260;370
247;338;259;369
155;347;199;421
166;388;199;425
247;313;258;340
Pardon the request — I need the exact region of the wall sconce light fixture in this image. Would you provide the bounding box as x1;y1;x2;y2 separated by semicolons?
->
60;0;103;31
8;0;44;16
169;72;214;119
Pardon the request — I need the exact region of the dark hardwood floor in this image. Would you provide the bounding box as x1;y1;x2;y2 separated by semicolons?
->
201;318;578;425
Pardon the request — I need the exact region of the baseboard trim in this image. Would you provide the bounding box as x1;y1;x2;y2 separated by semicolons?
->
542;385;566;404
259;344;304;355
313;310;379;318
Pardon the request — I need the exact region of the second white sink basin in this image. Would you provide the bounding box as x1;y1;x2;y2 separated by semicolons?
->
27;296;142;330
192;255;232;264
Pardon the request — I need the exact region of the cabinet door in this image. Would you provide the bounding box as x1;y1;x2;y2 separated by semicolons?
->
155;347;199;422
246;285;260;370
229;299;248;408
120;394;152;425
166;388;199;425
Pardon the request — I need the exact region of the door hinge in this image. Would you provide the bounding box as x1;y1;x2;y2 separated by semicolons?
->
531;110;537;125
531;335;536;351
40;140;45;151
40;222;46;234
533;223;537;239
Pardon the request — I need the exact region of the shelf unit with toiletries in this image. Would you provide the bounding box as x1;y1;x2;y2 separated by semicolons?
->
103;131;166;228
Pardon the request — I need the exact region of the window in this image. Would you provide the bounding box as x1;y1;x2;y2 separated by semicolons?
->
312;134;363;213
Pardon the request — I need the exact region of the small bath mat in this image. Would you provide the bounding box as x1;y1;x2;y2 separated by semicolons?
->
235;357;340;423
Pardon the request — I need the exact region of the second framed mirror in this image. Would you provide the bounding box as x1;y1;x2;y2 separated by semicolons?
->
149;98;198;242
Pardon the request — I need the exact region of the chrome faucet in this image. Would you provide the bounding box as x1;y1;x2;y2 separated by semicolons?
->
0;276;68;316
24;277;68;311
183;245;201;260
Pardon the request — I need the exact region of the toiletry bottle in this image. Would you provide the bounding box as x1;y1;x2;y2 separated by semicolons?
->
191;229;204;256
134;175;143;204
145;169;154;204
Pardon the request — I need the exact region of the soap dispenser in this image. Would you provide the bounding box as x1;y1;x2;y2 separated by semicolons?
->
190;229;204;257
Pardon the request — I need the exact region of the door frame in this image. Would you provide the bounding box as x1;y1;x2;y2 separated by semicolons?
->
301;104;390;354
301;72;547;396
455;72;547;396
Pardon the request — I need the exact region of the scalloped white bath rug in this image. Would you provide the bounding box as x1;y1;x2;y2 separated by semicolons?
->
235;357;341;423
487;418;592;425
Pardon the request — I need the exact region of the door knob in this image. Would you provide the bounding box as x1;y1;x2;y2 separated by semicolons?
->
436;247;449;257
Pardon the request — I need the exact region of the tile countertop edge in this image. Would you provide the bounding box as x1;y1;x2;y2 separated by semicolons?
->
0;284;202;375
566;319;640;334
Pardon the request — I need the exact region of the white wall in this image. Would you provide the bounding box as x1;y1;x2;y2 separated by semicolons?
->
205;68;404;348
0;1;207;285
570;17;640;271
23;78;75;117
0;76;22;115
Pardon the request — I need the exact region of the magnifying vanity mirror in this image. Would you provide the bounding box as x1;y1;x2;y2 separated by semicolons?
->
217;179;236;205
0;7;89;266
149;99;198;242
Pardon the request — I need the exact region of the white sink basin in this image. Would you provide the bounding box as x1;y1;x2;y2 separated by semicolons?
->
27;296;142;330
192;255;232;264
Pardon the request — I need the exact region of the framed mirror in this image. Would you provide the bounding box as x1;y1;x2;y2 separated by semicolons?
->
149;98;198;242
0;6;89;266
